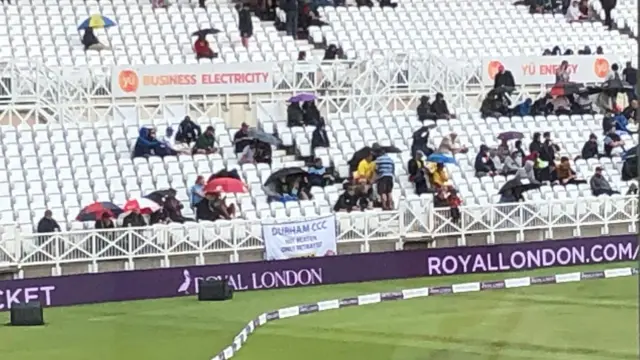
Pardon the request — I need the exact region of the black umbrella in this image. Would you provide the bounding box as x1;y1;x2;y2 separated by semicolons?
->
381;145;401;153
498;178;541;195
191;28;221;37
145;189;175;205
601;78;634;93
247;128;282;146
264;167;308;188
497;131;524;141
349;146;373;172
549;82;585;97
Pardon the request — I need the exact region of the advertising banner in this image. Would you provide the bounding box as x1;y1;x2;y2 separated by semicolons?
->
0;235;635;310
481;55;623;85
263;215;337;260
111;62;274;97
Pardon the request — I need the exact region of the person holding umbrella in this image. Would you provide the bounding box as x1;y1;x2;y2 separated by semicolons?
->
78;15;115;51
236;3;253;48
194;33;216;60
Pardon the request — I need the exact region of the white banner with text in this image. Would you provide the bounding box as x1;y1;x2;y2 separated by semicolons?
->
111;62;274;97
481;55;624;85
263;215;337;260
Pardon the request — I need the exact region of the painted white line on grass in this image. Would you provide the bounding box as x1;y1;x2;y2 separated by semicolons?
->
210;266;638;360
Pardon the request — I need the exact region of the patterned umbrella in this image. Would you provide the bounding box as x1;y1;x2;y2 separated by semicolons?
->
204;178;248;194
77;15;116;30
76;202;123;221
123;198;162;215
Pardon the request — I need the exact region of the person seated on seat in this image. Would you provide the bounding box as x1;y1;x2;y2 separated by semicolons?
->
82;27;110;51
581;133;600;159
254;140;272;164
427;161;450;189
308;158;334;187
159;127;191;155
122;208;147;227
622;100;638;121
438;132;467;155
416;95;436;121
355;152;376;183
333;184;361;212
195;192;217;221
555;156;586;185
207;169;241;183
233;122;250;153
474;145;497;177
193;126;217;154
603;127;624;157
311;121;330;152
239;139;258;165
379;0;397;8
287;101;304;127
302;100;321;126
290;177;311;200
133;127;162;158
152;0;172;8
94;212;115;230
194;34;217;60
323;44;339;60
408;151;429;195
211;192;236;220
149;208;170;225
565;0;587;21
501;152;521;175
590;167;619;196
175;116;201;145
430;93;453;119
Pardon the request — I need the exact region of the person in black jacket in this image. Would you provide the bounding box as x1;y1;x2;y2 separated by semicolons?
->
416;96;436;121
581;133;600;159
430;93;452;119
600;0;616;29
37;210;60;233
123;209;147;227
287;101;304;127
311;122;329;151
540;132;560;163
175;116;202;145
529;132;543;154
236;3;253;48
94;213;115;230
474;145;496;177
494;65;516;89
302;100;321;125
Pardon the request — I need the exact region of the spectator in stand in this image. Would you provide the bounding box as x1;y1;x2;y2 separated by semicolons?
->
590;167;619;196
175;116;201;145
566;0;587;21
194;34;217;60
427;162;450;189
555;61;571;83
233;122;250;153
555;157;586;185
133;127;162;158
474;145;497;177
408;151;429;195
82;27;110;51
416;96;436;121
514;140;526;160
438;132;467;155
193;126;217;154
94;212;115;230
287;101;304;127
623;62;637;101
283;0;299;38
123;208;147;227
311;122;330;152
540;132;560;163
323;44;338;60
515;160;539;184
579;0;590;16
199;0;206;8
190;176;206;212
302;100;321;126
600;0;616;29
596;46;604;54
334;184;360;212
447;189;462;222
297;51;306;60
236;3;253;48
623;99;638;120
355;151;376;183
605;63;622;81
581;133;600;159
152;0;171;8
164;189;192;223
308;158;334;187
430;93;453;119
502;152;521;175
239;139;258;164
37;210;61;234
374;149;395;210
603;127;624;157
150;208;170;225
493;65;516;89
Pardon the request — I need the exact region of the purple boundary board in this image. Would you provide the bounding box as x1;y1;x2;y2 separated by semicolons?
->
0;234;636;310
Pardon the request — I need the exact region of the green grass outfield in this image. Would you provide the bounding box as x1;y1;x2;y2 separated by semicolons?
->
1;263;637;360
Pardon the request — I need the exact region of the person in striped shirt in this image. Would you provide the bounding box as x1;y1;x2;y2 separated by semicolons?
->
374;150;395;210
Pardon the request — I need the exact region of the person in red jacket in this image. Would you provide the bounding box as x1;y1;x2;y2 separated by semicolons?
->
194;34;216;60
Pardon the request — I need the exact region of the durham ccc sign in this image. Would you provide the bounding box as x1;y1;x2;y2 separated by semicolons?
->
111;62;275;97
481;55;623;85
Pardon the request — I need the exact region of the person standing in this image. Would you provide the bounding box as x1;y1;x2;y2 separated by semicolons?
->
236;3;253;48
373;149;395;210
282;0;298;39
600;0;616;29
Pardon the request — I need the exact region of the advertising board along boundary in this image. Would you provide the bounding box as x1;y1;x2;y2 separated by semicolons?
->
481;55;622;85
210;266;639;360
0;235;635;311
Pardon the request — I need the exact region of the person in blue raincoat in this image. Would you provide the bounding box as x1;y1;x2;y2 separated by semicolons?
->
133;127;162;158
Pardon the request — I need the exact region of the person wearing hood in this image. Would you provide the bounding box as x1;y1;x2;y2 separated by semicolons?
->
493;65;516;89
416;96;436;121
302;100;321;126
411;127;433;157
408;151;429;194
193;126;217;154
474;145;496;177
501;152;521;175
236;3;253;48
581;133;600;159
516;98;533;116
175;116;202;145
529;132;543;154
590;167;619;196
515;160;539;184
287;101;304;127
430;93;452;119
82;27;110;51
133;127;162;158
311;121;330;151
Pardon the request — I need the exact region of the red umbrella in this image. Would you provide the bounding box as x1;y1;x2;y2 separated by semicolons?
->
123;198;161;215
204;177;247;194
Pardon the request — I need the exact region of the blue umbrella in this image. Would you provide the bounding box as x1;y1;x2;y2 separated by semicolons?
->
247;128;282;145
427;153;456;165
77;15;116;30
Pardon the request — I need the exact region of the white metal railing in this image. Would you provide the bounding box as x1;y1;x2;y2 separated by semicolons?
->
0;196;636;271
